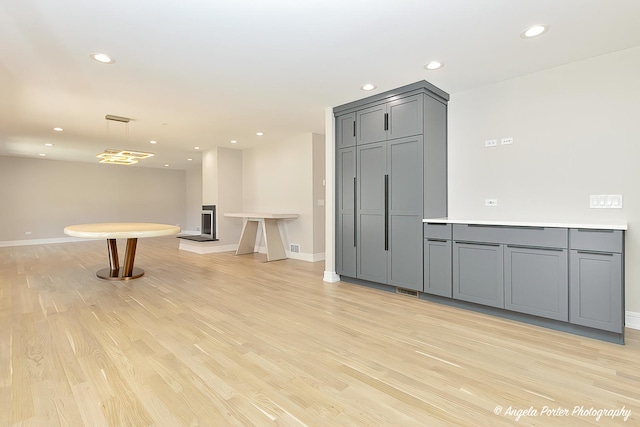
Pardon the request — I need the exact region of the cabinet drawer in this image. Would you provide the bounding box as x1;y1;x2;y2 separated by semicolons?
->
424;223;451;240
569;229;623;253
453;224;567;248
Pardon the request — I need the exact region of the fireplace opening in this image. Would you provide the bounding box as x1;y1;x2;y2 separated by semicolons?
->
201;205;216;240
177;205;218;242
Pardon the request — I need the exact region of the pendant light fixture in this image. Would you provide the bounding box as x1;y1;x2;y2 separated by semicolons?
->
96;115;154;165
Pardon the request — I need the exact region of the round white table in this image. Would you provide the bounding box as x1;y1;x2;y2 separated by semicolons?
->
64;223;180;280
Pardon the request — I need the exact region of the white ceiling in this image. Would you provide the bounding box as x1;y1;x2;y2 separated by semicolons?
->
1;0;639;170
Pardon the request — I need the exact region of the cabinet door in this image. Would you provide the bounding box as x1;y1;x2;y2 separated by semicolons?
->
357;104;386;145
505;246;568;321
387;136;423;290
570;250;623;333
357;142;387;283
336;148;356;276
453;242;504;308
424;239;452;297
387;95;423;141
336;113;356;149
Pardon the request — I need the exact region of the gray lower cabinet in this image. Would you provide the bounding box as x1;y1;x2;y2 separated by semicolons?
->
424;239;452;297
569;229;624;333
504;246;568;321
453;242;504;308
423;223;452;297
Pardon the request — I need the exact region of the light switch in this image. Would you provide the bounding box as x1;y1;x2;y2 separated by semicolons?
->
590;194;623;209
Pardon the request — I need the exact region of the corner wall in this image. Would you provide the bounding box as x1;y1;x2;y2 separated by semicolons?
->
242;133;324;261
448;46;640;313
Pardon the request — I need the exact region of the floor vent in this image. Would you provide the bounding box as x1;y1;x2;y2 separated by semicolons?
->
289;244;300;253
396;288;419;298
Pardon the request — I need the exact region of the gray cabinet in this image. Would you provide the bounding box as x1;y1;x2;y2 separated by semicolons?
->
454;241;504;308
336;147;356;276
387;136;424;290
336;113;356;148
569;229;624;333
423;223;452;297
356;136;424;289
356;94;424;145
356;142;387;283
452;224;569;316
505;246;568;321
334;81;449;292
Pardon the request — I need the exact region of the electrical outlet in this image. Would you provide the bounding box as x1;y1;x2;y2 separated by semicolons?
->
501;137;514;145
485;139;497;147
485;199;498;207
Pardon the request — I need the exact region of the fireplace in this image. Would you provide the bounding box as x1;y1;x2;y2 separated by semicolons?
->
201;205;216;240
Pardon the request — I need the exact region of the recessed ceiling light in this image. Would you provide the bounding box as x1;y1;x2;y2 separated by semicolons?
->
256;132;263;136
90;53;115;64
187;158;193;161
45;143;54;147
164;164;170;167
424;61;444;70
361;83;376;91
39;153;46;157
150;140;158;144
230;140;237;144
521;24;549;39
53;127;63;132
194;146;200;150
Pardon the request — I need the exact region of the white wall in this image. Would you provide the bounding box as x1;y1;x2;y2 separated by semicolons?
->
185;165;202;232
0;156;187;241
243;133;323;261
312;133;326;255
201;147;243;247
448;46;640;312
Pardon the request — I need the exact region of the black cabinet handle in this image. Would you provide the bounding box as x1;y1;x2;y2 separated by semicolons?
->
455;241;501;247
384;113;389;131
577;250;614;256
353;121;356;138
353;177;357;247
507;244;564;252
384;174;389;251
427;239;448;243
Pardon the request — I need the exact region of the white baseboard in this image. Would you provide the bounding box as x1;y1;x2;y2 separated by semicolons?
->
626;311;640;330
287;251;325;262
323;271;340;282
178;241;238;254
0;236;98;247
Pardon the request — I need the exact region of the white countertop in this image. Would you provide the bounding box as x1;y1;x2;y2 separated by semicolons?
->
423;218;627;231
225;213;298;219
64;223;181;239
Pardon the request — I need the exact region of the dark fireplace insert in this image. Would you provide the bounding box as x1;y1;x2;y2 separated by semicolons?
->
178;205;218;242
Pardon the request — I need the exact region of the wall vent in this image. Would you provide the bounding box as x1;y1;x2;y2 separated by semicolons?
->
289;244;300;253
396;288;419;298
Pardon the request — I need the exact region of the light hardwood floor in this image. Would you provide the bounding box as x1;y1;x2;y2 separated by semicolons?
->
1;237;639;426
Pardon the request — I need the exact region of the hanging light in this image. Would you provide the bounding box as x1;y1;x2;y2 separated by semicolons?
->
97;115;154;165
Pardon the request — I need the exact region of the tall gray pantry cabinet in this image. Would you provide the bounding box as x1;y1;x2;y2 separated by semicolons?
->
335;81;449;291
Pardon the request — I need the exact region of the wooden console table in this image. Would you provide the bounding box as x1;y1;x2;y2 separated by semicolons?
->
224;213;298;261
64;223;180;280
